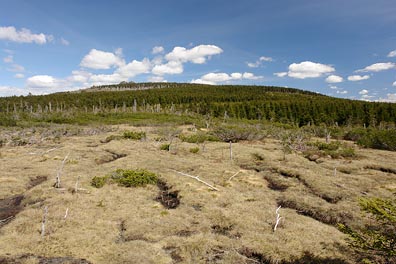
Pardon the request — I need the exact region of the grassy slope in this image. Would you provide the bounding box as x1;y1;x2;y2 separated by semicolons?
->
1;124;395;263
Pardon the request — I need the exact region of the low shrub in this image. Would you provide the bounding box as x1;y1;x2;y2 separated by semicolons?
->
160;143;170;151
179;132;219;143
189;147;200;153
212;125;261;142
122;130;146;140
91;176;108;188
111;169;158;187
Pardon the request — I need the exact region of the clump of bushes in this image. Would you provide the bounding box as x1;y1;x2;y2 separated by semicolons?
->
160;143;170;151
189;147;200;153
305;141;356;159
91;176;108;188
179;132;219;143
122;130;146;140
91;169;158;188
111;169;157;187
344;128;396;151
212;125;262;142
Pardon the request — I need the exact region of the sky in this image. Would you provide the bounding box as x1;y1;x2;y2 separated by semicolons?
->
1;0;396;102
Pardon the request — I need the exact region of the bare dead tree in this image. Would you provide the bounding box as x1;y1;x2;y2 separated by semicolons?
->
54;153;70;188
274;205;282;232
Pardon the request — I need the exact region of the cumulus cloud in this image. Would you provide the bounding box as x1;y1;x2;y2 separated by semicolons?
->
247;56;273;68
356;62;395;72
359;89;369;95
0;86;27;96
325;75;343;83
287;61;335;79
387;50;396;58
348;75;370;81
191;72;262;85
26;75;61;89
336;90;348;94
0;26;51;44
116;58;151;78
152;61;183;75
393;81;396;87
274;72;288;77
80;49;125;69
152;46;164;54
165;45;223;64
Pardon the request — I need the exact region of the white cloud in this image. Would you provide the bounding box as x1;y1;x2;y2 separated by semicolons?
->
329;85;338;90
325;75;343;83
60;38;70;46
260;56;273;62
152;61;183;75
348;75;370;81
0;86;27;96
287;61;335;79
26;75;61;89
274;72;287;77
336;90;348;94
247;56;273;68
80;49;124;69
152;46;164;54
89;73;125;84
191;72;262;85
116;58;151;78
247;62;260;68
392;81;396;87
0;26;50;44
148;76;167;82
379;93;396;102
356;62;395;72
68;70;92;83
14;73;24;79
387;50;396;58
165;44;223;64
359;89;369;95
3;55;13;63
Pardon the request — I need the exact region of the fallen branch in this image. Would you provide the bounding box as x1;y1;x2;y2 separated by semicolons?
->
228;171;241;181
170;169;219;191
0;216;14;224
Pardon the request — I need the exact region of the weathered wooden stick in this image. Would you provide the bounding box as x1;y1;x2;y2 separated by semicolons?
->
64;208;69;220
54;153;69;188
41;206;48;237
170;169;219;191
274;205;282;232
74;176;80;193
228;171;241;181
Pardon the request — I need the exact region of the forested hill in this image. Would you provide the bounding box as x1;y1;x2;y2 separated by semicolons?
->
1;83;395;127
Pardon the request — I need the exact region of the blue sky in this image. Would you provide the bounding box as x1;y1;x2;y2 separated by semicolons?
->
1;0;396;101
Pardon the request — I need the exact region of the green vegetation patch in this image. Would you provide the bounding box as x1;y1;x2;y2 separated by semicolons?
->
91;169;158;188
122;130;146;140
179;132;219;143
305;141;356;159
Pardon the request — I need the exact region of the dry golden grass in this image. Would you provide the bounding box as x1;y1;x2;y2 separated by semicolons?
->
1;124;395;263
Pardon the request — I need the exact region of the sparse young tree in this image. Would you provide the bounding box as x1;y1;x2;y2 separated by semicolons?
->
338;198;396;264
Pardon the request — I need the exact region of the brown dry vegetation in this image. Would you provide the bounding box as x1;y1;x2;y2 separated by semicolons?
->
0;124;395;263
